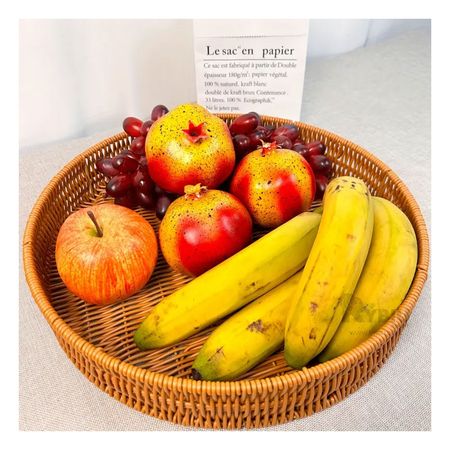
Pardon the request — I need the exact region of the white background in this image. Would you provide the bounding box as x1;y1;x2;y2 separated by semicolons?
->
19;19;430;149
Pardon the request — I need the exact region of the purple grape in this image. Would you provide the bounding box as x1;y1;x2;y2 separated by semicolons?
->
130;136;146;156
138;156;147;167
309;155;332;177
229;113;260;136
106;175;133;197
136;191;155;209
256;124;275;141
123;117;143;138
95;158;120;177
140;120;154;136
112;154;139;174
306;141;326;158
132;168;154;192
315;174;329;200
273;135;292;149
151;105;169;121
114;190;138;208
292;143;309;159
232;134;251;159
155;194;173;220
248;129;267;150
272;124;299;142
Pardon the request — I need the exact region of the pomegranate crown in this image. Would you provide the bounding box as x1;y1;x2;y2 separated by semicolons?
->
184;183;208;198
259;140;281;156
182;121;208;144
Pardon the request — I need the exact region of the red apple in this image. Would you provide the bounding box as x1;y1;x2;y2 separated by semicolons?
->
55;204;158;305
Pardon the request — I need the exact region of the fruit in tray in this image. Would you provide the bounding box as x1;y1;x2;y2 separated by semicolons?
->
133;210;322;350
230;116;299;158
192;270;304;381
284;176;374;369
190;178;417;379
318;196;418;362
228;114;332;201
229;112;261;136
145;103;235;195
95;105;176;216
55;204;158;305
230;141;316;228
159;184;252;277
72;105;418;381
94;108;333;218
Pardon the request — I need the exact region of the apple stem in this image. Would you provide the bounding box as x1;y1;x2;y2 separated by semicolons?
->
87;210;103;237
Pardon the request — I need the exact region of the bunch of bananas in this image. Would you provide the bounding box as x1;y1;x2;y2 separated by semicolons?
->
134;176;418;381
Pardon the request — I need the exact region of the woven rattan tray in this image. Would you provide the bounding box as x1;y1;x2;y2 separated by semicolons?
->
23;114;429;429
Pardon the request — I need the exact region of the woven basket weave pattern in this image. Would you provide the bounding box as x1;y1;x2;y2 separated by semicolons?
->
23;115;429;429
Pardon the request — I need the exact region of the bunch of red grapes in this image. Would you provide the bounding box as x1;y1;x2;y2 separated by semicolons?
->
229;112;332;200
95;105;175;219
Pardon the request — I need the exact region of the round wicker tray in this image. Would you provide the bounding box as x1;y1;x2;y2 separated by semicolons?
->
23;114;429;429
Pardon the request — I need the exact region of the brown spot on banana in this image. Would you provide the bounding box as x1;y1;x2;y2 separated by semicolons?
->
247;319;268;333
310;302;318;312
309;328;317;340
207;346;224;362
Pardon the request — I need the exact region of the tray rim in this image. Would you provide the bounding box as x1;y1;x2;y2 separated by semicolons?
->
22;115;430;397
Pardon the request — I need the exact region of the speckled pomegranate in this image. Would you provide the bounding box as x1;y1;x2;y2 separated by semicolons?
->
158;184;253;277
230;142;316;228
145;103;235;195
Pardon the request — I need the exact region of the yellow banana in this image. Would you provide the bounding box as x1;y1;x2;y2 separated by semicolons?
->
318;196;417;362
192;271;303;381
134;211;321;350
284;176;374;369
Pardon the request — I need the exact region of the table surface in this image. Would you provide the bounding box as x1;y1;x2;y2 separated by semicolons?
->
19;28;431;431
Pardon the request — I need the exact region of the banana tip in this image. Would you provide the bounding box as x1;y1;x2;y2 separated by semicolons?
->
192;368;203;380
133;328;149;351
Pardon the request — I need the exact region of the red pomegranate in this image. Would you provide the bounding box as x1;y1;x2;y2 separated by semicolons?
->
230;142;316;228
145;103;235;195
158;184;253;277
